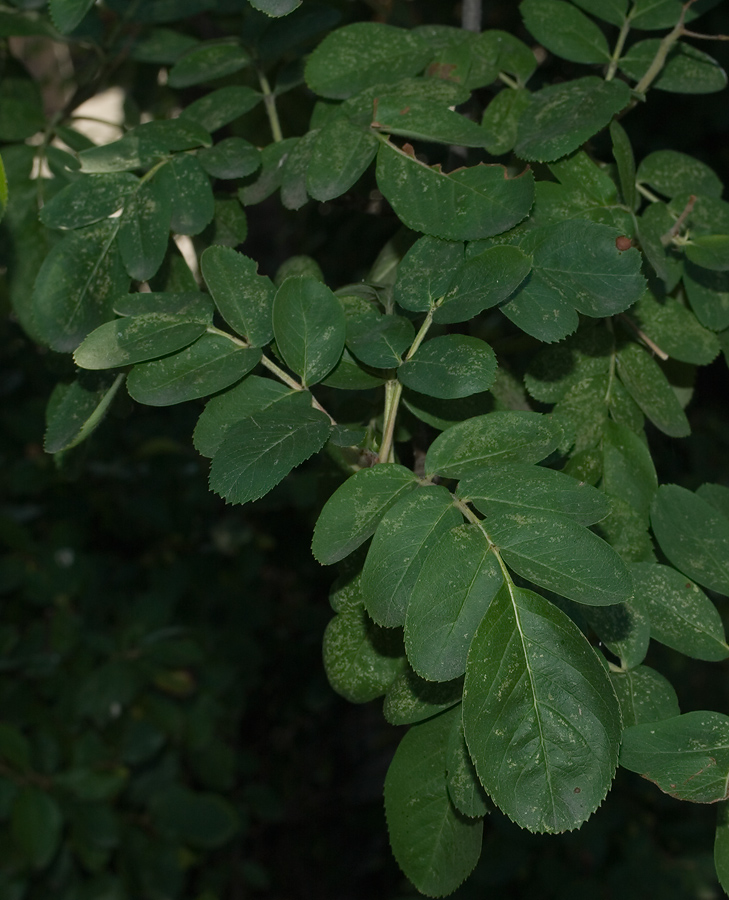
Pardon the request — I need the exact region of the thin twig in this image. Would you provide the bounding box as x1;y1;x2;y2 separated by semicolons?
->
618;314;670;361
660;193;696;246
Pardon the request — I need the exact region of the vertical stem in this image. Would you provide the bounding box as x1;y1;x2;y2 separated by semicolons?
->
605;17;631;81
257;70;283;143
378;379;403;464
461;0;482;33
634;1;696;95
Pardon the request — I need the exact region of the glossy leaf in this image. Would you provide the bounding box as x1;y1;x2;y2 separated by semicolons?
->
376;141;535;241
463;584;621;832
616;344;690;438
126;335;260;406
398;335;497;400
384;667;464;726
323;602;404;703
620;711;729;802
487;509;632;606
312;465;420;565
272;277;346;386
168;41;251;88
457;462;610;526
44;373;125;454
515;77;631;163
307;116;378;202
620;40;727;94
393;236;465;314
249;0;301;15
521;0;610;64
631;562;729;661
78;120;212;174
610;665;680;728
434;244;532;324
425;411;563;479
651;484;729;596
385;708;483;896
201;246;274;347
362;487;462;627
405;524;503;682
305;23;431;99
193;376;294;458
31;220;129;352
208;392;331;504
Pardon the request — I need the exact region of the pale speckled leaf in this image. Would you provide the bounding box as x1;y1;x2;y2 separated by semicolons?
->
521;0;610;64
312;465;420;565
616;344;690;438
446;714;491;819
620;711;729;803
40;173;138;230
362;486;462;627
636;149;723;200
385;707;483;896
272;277;346;386
393;235;465;314
602;420;657;519
383;667;464;726
197;137;261;180
168;41;251;88
156;155;214;236
609;665;680;728
74;315;205;369
307;116;378;201
463;584;621;832
581;601;650;670
201;246;274;347
117;178;171;282
684;264;729;332
376;141;535;242
181;86;262;133
398;335;497;400
627;291;720;366
44;373;125;454
405;524;503;682
425;411;563;479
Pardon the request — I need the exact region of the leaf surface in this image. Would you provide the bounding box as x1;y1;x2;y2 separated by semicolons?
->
398;335;497;400
610;665;680;728
201;246;274;347
521;0;610;64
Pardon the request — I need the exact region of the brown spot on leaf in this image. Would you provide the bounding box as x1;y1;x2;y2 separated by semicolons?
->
399;106;410;116
616;236;633;251
427;62;459;82
573;787;581;794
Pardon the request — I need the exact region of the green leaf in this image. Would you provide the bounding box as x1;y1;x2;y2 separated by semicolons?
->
686;234;729;272
620;711;729;802
515;77;631;163
457;462;610;526
616;344;690;437
571;0;628;27
49;0;95;33
239;138;299;206
521;0;610;64
44;373;125;454
629;0;723;30
582;600;650;669
305;23;431;99
636;150;723;199
129;27;199;64
323;602;404;703
0;151;6;225
595;493;656;564
376;141;535;241
0;77;44;141
627;291;720;365
384;667;464;725
168;41;251;88
280;128;318;210
503;219;645;342
74;315;206;369
362;487;462;627
480;87;531;156
425;411;563;479
405;524;503;682
307;116;378;202
631;562;729;661
347;313;414;368
487;510;632;606
150;786;238;848
193;376;294;457
197;137;261;179
112;292;211;318
208;392;331;505
463;584;621;832
385;708;483;896
610;665;680;728
446;715;491;818
249;0;301;16
272;277;346;386
40;173;138;230
398;335;497;400
78;120;212;173
312;464;419;565
698;482;729;521
610;120;636;210
11;786;63;868
0;724;30;771
651;484;729;595
117;179;171;282
126;335;260;406
181;85;261;133
201;246;275;347
636;200;684;290
620;39;727;94
474;29;538;85
156;155;214;236
371;98;493;148
684;264;729;331
434;245;532;324
31;219;129;352
393;235;465;314
602;420;658;518
716;802;729;897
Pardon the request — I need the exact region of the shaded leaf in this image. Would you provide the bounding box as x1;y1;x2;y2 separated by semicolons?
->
636;149;723;199
307;116;378;202
616;343;690;437
384;667;464;726
168;41;251;88
11;787;63;868
118;178;171;282
610;665;680;727
197;137;261;180
446;715;491;818
40;173;138;230
620;39;727;93
44;373;125;454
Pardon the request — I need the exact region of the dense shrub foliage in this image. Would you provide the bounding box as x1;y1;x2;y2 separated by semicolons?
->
2;0;729;896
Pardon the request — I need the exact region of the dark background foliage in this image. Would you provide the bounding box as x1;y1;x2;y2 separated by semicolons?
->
2;1;729;898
